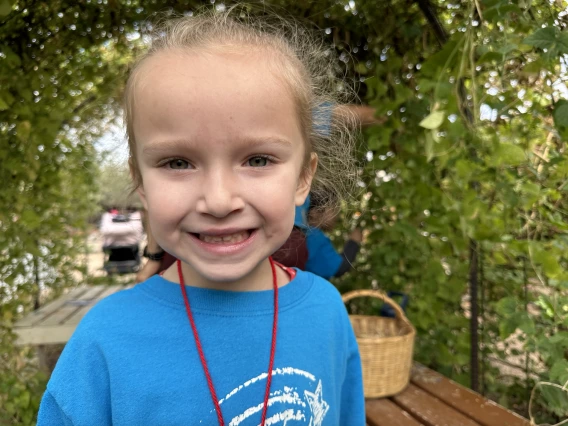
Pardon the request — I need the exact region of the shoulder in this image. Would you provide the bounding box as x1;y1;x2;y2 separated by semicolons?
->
293;270;347;312
81;285;136;319
291;271;355;348
71;282;153;339
296;268;338;290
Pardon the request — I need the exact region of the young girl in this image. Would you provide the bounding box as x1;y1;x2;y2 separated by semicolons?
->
38;9;365;426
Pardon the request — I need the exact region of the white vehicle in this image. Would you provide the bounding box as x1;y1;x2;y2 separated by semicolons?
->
100;210;143;275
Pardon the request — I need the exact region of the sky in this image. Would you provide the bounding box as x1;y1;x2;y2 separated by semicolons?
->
95;122;129;165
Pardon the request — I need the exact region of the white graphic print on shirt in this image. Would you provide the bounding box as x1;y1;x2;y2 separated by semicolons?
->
202;367;329;425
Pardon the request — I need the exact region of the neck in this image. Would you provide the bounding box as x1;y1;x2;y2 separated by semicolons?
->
162;258;290;291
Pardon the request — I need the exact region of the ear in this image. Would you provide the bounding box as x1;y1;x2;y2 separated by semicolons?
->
295;153;318;206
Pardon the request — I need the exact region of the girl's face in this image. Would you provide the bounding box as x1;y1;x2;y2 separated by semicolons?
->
133;49;315;289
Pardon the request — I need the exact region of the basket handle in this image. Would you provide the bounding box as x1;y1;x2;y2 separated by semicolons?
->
342;289;412;326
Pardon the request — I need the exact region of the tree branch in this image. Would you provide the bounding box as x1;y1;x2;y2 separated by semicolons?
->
415;0;448;47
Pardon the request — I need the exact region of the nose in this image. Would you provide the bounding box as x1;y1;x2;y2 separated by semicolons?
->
195;169;245;218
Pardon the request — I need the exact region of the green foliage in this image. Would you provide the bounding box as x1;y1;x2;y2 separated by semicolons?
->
0;318;47;425
0;0;147;423
96;160;141;209
331;0;568;420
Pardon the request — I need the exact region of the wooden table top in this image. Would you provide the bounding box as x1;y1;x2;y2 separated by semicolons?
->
367;364;529;426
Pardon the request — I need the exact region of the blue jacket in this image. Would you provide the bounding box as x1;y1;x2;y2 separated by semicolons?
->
304;228;343;279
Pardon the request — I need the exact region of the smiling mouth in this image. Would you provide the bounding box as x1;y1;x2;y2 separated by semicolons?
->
194;230;252;244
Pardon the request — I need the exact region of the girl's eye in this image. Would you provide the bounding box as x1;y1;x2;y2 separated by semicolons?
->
247;156;269;167
168;159;190;169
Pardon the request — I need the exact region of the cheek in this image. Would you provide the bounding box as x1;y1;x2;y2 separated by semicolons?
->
250;181;296;232
143;179;191;222
145;185;176;210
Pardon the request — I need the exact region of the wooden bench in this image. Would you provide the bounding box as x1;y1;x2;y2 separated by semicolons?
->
14;284;131;345
367;363;529;426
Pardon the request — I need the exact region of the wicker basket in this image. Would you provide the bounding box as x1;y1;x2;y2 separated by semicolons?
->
342;289;416;398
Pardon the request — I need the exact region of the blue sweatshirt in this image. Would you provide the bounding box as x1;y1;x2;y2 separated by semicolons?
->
38;270;365;425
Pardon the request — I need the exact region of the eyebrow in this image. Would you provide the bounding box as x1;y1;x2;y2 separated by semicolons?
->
142;136;293;155
142;139;195;156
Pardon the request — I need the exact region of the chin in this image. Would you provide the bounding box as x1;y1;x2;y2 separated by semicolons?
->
195;261;257;284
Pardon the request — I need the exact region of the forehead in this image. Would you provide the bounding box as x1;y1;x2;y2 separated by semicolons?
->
131;48;303;150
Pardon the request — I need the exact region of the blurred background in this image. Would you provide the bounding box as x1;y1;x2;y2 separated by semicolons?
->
2;0;568;424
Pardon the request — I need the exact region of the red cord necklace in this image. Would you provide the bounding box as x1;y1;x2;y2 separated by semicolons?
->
177;258;279;426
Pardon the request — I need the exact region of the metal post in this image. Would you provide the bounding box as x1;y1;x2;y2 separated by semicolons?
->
469;239;479;392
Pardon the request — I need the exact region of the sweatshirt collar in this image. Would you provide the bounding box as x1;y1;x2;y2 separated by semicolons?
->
136;269;313;315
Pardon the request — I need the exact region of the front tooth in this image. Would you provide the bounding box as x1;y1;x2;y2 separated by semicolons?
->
200;232;249;243
204;235;222;243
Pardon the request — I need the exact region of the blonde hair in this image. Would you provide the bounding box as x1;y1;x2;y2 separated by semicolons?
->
124;6;359;214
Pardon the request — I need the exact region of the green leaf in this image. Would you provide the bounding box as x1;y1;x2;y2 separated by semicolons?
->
536;295;556;318
483;1;521;22
367;126;392;150
523;27;568;55
560;33;568;55
537;251;562;277
0;0;12;16
499;313;521;339
540;385;568;417
16;121;31;142
20;209;41;230
354;61;369;75
554;100;568;133
497;43;518;55
424;131;434;162
523;27;557;50
520;182;540;208
492;251;508;265
420;38;461;77
4;401;15;415
0;96;8;110
549;332;568;346
18;390;30;409
477;51;503;64
496;296;518;316
455;159;475;180
1;45;21;68
490;143;525;166
520;59;543;76
419;111;445;130
518;313;535;335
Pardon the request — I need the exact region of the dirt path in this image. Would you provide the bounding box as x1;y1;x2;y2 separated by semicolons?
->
85;231;106;277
